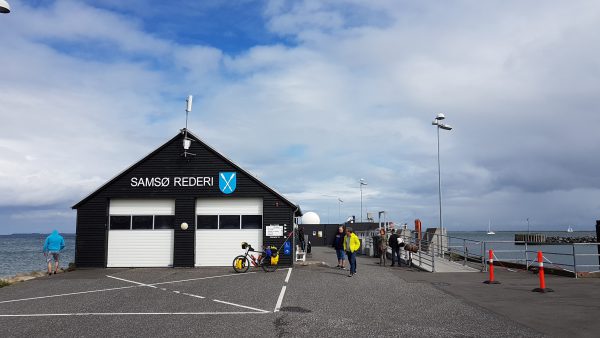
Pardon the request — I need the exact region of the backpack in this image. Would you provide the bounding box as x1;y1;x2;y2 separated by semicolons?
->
398;236;405;247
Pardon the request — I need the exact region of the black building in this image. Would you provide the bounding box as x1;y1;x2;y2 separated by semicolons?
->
72;129;300;268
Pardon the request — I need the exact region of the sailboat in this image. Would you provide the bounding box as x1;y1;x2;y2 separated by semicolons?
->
567;226;574;233
487;220;495;235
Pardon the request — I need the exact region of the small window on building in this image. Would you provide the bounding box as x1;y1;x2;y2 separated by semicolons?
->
154;215;175;229
241;215;262;229
219;215;241;229
197;215;218;229
110;216;131;230
132;215;153;229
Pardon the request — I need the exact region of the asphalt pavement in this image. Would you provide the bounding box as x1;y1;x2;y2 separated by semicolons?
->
0;247;596;337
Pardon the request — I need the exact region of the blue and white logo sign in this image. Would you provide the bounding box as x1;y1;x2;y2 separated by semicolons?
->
219;172;236;194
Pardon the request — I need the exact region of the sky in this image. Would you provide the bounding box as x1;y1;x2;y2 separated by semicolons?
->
1;0;599;234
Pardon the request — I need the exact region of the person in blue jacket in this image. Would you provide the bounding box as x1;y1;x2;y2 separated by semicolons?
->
43;230;65;275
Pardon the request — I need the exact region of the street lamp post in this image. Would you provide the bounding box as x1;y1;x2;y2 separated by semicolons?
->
432;113;452;256
360;178;367;222
322;195;344;223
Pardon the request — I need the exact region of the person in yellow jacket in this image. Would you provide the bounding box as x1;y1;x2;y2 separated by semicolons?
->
343;227;361;277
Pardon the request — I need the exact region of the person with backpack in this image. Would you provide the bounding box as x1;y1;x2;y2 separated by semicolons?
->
388;229;402;267
332;226;346;269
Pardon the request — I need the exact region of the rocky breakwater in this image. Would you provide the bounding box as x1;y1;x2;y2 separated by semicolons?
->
545;236;597;244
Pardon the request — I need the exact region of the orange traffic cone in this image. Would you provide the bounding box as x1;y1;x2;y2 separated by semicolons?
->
532;250;553;293
483;249;500;284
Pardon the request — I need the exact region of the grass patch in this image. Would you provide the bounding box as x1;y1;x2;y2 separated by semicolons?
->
0;279;11;288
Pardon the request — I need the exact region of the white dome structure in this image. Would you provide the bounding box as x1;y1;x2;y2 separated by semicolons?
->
301;212;321;224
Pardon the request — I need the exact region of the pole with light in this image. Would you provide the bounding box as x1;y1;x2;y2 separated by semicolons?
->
322;195;344;223
359;178;367;222
432;113;452;256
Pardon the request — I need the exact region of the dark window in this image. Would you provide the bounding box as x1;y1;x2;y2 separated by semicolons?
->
197;215;218;229
110;216;131;230
132;215;153;229
241;215;263;229
154;215;175;229
219;215;240;229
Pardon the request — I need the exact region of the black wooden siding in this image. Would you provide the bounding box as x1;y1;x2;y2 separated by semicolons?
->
73;130;296;268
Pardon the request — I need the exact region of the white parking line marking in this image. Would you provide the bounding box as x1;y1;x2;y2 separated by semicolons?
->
212;299;269;313
0;311;269;317
274;286;287;312
0;271;258;305
182;293;205;299
173;291;180;294
274;267;292;312
106;275;151;286
285;268;292;283
0;285;138;305
149;272;256;286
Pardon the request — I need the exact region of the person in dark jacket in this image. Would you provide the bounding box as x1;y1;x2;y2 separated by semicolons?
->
332;226;346;269
298;227;306;251
388;229;402;267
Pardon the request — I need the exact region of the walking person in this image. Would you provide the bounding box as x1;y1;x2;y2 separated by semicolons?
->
378;228;387;266
388;229;402;267
343;227;361;277
298;227;306;252
43;230;65;276
332;226;346;269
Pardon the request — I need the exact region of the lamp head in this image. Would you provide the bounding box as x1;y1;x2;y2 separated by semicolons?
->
439;124;453;131
183;138;192;150
0;0;10;13
435;113;445;120
432;119;439;125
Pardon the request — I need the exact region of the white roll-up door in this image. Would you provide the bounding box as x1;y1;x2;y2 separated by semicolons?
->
195;198;263;266
107;199;175;268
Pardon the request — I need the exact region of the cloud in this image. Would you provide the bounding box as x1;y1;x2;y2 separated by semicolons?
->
1;0;600;234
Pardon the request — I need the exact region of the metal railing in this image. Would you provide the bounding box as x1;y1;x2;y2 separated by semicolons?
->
436;233;600;278
356;230;600;277
355;230;436;272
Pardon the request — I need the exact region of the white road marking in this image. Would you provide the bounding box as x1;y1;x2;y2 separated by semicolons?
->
149;271;256;286
273;286;287;313
0;271;258;307
212;299;269;313
182;293;205;299
106;275;151;286
285;268;292;283
173;291;180;294
0;311;269;317
0;285;138;305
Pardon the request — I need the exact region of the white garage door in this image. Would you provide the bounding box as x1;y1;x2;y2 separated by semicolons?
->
195;198;263;266
107;199;175;268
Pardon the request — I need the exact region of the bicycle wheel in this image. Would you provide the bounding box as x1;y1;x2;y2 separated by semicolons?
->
261;256;278;272
233;255;249;273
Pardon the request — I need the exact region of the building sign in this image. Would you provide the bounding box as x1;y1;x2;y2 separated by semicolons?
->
266;224;284;237
130;176;214;187
219;172;237;194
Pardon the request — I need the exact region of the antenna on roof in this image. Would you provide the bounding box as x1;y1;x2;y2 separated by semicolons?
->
182;95;195;157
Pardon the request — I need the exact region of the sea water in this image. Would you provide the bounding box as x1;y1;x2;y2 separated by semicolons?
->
447;231;599;272
0;234;75;278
